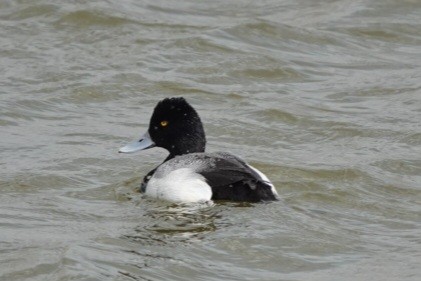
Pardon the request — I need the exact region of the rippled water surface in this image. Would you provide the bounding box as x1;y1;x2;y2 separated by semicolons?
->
1;0;421;280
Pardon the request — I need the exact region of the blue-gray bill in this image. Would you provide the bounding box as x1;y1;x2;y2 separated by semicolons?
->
119;131;155;153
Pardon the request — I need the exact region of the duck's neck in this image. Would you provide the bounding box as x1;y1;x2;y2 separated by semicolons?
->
164;136;206;162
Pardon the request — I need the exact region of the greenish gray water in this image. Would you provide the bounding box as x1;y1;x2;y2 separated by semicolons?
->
1;1;420;280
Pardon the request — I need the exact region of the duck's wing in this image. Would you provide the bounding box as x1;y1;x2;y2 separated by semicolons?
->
194;153;279;202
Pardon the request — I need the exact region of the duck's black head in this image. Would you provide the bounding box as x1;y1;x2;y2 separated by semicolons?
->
149;97;206;157
119;97;206;161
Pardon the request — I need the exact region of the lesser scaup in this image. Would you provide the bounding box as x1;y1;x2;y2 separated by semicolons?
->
119;97;279;203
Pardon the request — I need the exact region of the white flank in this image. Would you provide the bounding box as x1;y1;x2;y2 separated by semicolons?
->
145;168;212;203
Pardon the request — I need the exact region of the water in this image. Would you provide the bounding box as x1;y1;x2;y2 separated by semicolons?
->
1;0;420;280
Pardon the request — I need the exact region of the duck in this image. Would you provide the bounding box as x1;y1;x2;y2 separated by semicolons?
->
119;97;279;203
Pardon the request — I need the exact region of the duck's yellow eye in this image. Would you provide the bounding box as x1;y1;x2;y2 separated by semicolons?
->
160;120;168;127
